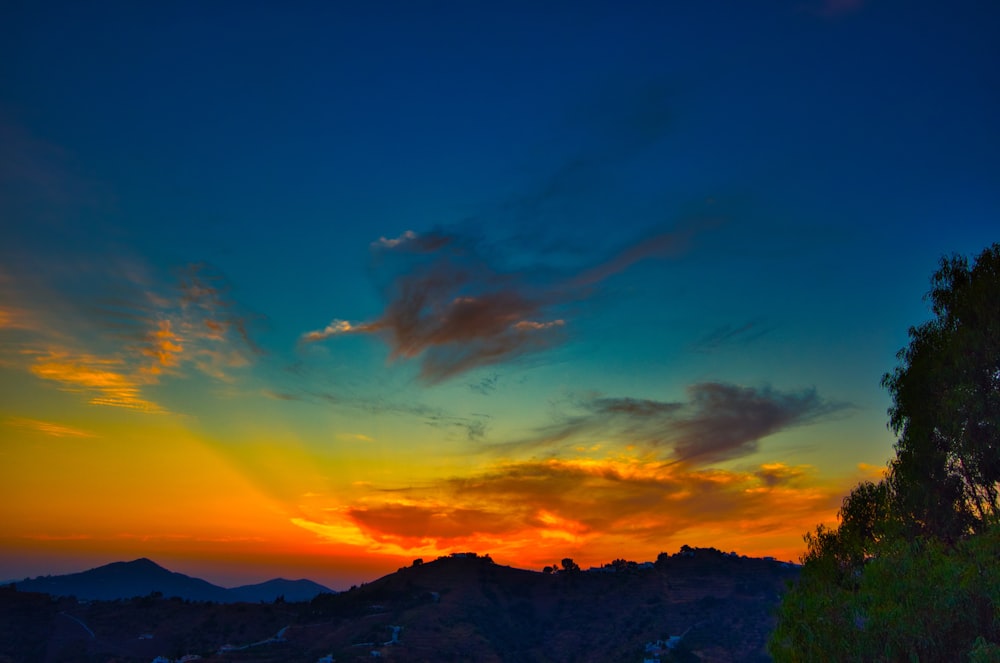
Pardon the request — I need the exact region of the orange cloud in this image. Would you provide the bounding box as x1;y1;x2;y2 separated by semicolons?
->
6;417;96;438
1;259;263;412
0;305;40;331
293;457;848;569
140;319;184;374
27;350;165;413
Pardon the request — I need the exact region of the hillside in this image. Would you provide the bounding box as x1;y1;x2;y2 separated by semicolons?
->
0;549;798;663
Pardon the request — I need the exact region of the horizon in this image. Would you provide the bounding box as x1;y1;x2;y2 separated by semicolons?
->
2;547;798;594
2;2;998;592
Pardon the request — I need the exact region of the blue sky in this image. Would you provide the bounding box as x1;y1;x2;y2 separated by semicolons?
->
1;0;997;587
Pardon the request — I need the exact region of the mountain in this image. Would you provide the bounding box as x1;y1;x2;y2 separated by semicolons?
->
228;578;334;603
0;549;798;662
295;550;799;662
6;558;333;603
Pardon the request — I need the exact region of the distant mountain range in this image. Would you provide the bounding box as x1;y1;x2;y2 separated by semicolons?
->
3;558;333;603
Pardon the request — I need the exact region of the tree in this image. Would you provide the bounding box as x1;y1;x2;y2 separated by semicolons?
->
882;243;1000;539
654;552;670;569
771;244;1000;661
559;558;580;573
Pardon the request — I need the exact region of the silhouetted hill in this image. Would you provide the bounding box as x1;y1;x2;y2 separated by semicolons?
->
0;548;798;662
228;578;333;603
7;558;333;604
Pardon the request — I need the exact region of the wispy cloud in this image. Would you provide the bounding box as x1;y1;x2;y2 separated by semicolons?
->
503;382;848;466
6;417;96;438
0;258;262;413
302;224;699;382
300;319;373;343
468;373;500;396
27;350;165;413
690;320;773;353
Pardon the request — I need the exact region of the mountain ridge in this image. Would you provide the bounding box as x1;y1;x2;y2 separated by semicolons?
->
5;558;333;603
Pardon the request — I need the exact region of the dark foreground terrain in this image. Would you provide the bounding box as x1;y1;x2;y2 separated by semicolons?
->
0;548;798;663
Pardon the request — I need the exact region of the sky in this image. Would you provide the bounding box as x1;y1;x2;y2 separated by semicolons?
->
1;0;998;590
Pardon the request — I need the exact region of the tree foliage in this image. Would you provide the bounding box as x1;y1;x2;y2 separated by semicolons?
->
771;244;1000;661
883;244;1000;539
559;558;580;574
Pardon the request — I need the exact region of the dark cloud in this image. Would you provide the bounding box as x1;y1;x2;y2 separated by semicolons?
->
506;382;849;466
299;79;708;383
302;225;697;382
755;463;809;487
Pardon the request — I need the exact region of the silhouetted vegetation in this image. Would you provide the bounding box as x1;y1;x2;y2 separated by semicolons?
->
2;551;797;662
771;244;1000;661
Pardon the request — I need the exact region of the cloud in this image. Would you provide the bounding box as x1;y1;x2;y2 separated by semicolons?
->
175;262;262;358
373;230;417;249
302;319;350;341
336;432;375;443
570;228;696;287
506;382;848;466
669;383;844;464
0;257;263;412
420;409;490;441
690;320;773;353
139;319;184;374
27;350;166;413
347;503;523;540
0;305;41;332
6;417;96;438
303;389;492;442
371;229;452;252
303;224;698;382
468;373;500;396
261;389;301;401
292;456;851;565
755;462;810;487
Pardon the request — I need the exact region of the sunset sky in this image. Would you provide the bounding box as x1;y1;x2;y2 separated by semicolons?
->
2;1;998;590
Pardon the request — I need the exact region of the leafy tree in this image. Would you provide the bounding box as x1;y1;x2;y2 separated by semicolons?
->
883;244;1000;538
771;244;1000;661
559;558;580;573
772;525;1000;661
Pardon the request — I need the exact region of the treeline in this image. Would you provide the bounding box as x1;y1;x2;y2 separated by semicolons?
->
770;244;1000;661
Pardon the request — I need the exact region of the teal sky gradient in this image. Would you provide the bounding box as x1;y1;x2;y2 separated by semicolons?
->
1;0;998;588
